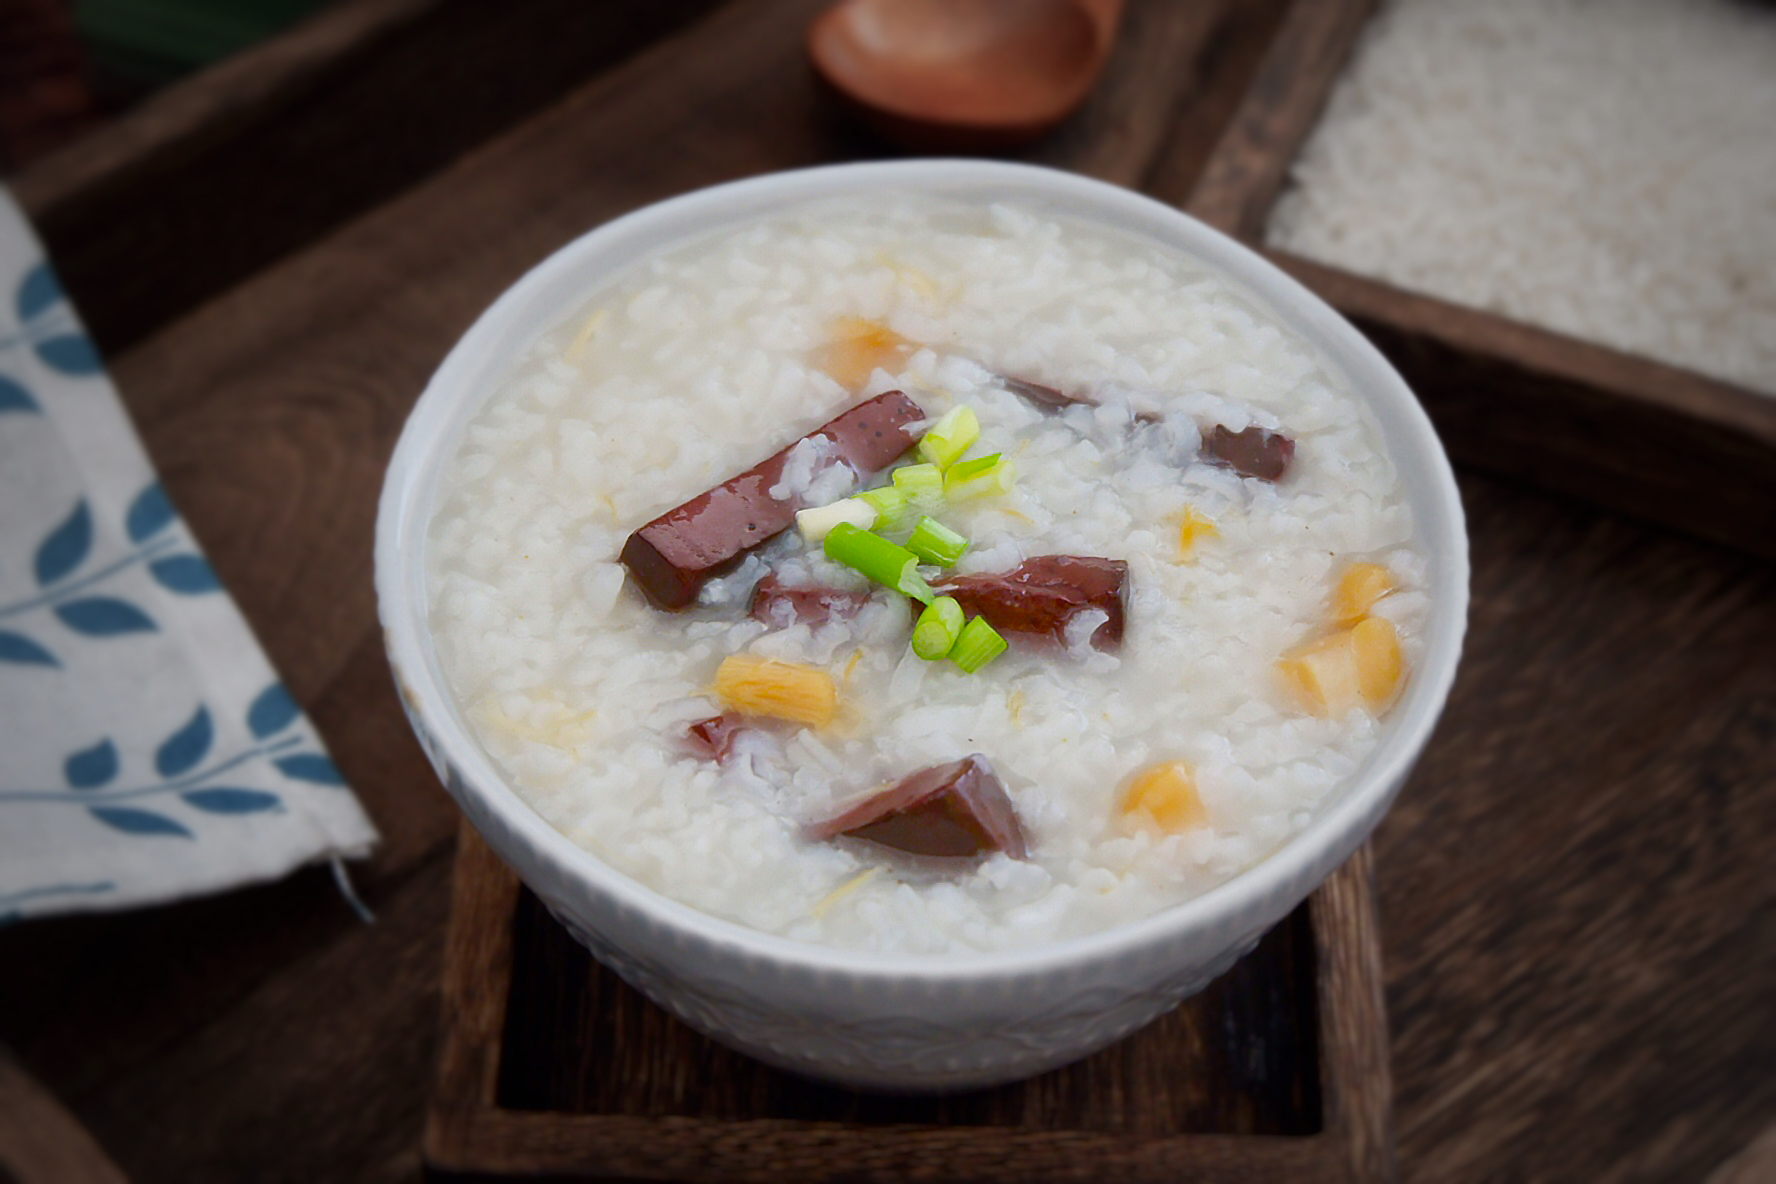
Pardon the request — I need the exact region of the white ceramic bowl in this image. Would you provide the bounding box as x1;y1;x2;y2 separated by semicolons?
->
376;160;1468;1092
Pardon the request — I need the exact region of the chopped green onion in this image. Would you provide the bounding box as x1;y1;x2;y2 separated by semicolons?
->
944;452;1015;501
823;522;934;604
917;405;981;471
911;596;965;661
853;486;911;535
950;616;1008;672
795;498;877;544
905;516;968;567
891;462;945;515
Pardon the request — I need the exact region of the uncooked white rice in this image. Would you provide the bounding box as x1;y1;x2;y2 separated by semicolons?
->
427;195;1427;954
1267;0;1776;395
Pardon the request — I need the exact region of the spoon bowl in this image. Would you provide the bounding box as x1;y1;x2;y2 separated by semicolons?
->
809;0;1126;151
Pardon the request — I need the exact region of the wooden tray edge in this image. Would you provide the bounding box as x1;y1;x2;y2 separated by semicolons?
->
424;825;1390;1183
1273;252;1776;558
426;826;522;1172
1184;0;1378;242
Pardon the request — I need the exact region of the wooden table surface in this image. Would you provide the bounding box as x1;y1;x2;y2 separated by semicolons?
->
2;2;1773;1181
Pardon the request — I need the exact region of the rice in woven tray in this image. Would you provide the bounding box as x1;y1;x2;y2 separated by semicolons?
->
1268;0;1776;395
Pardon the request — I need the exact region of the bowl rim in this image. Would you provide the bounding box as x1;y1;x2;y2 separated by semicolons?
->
375;158;1469;982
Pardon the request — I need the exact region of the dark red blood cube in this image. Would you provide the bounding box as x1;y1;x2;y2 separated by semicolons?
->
811;755;1028;860
1202;424;1294;481
937;555;1128;650
749;573;871;628
619;391;925;609
999;374;1089;412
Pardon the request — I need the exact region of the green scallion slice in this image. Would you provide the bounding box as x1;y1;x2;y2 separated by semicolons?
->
950;616;1008;672
944;452;1015;500
916;405;981;471
905;516;968;567
823;522;934;604
853;486;912;535
891;462;945;515
911;596;965;661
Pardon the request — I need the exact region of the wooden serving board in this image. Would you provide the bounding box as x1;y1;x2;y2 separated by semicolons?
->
425;827;1393;1183
1185;0;1776;561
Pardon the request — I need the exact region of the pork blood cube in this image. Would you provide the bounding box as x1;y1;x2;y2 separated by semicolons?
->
937;555;1128;649
620;391;925;609
998;374;1089;413
811;754;1028;860
749;573;871;628
1202;424;1295;481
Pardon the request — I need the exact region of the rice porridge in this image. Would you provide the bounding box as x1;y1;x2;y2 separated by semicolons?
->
426;195;1429;954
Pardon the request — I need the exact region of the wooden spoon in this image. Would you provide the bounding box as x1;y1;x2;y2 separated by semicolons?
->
808;0;1127;151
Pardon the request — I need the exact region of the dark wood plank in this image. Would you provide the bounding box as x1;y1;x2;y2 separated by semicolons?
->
1707;1123;1776;1184
428;827;524;1173
1376;473;1776;1183
0;0;101;171
0;1046;127;1184
437;1112;1334;1184
1311;844;1395;1183
1270;253;1776;561
1017;0;1234;186
11;0;726;357
10;0;435;218
1184;0;1376;240
1137;0;1295;207
0;846;455;1184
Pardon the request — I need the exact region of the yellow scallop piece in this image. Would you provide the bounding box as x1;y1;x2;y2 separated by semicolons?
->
1350;616;1404;709
1119;760;1206;833
1331;562;1394;625
1279;617;1406;716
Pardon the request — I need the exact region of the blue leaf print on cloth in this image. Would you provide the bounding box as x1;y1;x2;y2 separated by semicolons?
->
0;630;56;666
275;754;345;786
248;683;298;739
35;336;101;376
183;788;281;814
35;500;91;585
65;739;119;789
55;597;155;636
88;806;191;838
15;263;100;376
155;706;213;778
126;482;175;542
0;373;36;413
15;261;61;322
149;554;220;594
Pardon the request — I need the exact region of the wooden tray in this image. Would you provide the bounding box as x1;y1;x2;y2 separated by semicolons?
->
425;827;1394;1183
1185;0;1776;560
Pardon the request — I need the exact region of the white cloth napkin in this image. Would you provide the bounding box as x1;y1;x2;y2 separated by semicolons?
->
0;191;378;922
